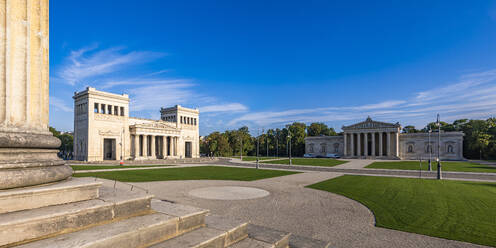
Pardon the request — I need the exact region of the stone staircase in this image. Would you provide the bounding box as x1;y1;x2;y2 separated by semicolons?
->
1;177;328;248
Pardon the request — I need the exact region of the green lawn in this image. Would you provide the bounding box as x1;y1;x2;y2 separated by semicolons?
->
262;158;347;167
308;175;496;247
74;166;298;182
366;161;496;173
71;165;172;171
231;156;278;161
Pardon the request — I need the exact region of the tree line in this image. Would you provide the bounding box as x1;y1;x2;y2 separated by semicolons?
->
201;118;496;160
200;122;336;158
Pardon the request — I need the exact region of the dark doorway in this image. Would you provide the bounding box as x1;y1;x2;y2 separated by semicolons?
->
185;141;192;158
103;138;116;160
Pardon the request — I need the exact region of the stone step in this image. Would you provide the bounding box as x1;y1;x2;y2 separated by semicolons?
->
149;227;227;248
15;212;179;248
150;213;249;248
0;184;153;247
205;215;249;246
151;199;209;235
0;177;101;214
246;224;291;248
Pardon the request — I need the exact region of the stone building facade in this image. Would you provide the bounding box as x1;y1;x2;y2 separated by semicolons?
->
73;87;200;161
305;117;464;160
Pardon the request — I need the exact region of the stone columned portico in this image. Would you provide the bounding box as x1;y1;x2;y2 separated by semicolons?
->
305;117;464;160
342;117;401;159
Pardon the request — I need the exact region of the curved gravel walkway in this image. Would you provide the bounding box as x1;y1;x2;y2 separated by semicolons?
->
131;172;487;248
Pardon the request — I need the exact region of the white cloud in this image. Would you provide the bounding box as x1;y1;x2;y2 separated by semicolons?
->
200;103;248;113
55;45;165;86
351;100;406;110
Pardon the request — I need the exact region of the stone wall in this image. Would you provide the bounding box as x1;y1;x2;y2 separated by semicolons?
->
304;136;344;156
399;132;464;160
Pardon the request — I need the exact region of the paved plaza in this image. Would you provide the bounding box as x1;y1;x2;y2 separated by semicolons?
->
128;170;488;248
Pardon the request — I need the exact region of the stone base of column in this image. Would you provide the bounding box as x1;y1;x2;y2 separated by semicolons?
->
0;132;73;190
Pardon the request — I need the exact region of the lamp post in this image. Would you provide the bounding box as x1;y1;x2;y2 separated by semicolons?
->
266;133;269;157
240;134;243;160
437;114;442;180
257;128;260;169
276;131;279;158
428;127;432;171
288;130;292;166
256;129;260;169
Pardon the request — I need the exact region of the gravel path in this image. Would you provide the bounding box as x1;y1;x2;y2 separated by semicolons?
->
131;172;487;248
333;159;374;169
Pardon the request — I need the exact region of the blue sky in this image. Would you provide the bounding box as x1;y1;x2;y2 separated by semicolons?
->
49;0;496;135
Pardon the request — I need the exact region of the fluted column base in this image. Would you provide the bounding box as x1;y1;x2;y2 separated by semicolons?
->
0;132;73;190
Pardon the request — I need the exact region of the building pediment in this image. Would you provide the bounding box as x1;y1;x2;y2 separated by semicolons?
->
342;117;400;131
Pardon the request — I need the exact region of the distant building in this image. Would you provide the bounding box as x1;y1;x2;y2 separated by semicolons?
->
73;87;200;161
305;117;464;160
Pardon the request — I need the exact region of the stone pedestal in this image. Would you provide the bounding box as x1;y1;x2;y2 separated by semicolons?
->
0;0;72;189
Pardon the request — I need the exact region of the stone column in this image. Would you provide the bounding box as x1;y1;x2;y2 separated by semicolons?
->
395;132;399;157
387;132;391;157
363;133;369;157
350;133;355;157
174;137;179;156
343;133;347;156
162;136;167;159
134;134;139;158
0;0;72;189
143;135;148;157
357;133;361;157
379;132;383;157
371;132;375;157
150;135;156;158
171;137;175;156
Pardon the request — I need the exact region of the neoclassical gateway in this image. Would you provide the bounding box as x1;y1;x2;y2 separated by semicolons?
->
305;117;464;160
73;87;200;161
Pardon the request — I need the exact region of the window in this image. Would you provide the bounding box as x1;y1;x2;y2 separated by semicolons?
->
94;103;99;113
308;144;314;153
321;144;326;153
120;107;124;116
447;145;454;153
194;118;197;125
425;144;432;153
114;106;119;115
334;143;339;153
407;145;414;153
101;104;106;114
108;105;112;115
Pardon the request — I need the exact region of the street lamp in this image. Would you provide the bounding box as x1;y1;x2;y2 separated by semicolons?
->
437;114;442;180
276;131;279;158
428;127;432;171
266;132;269;157
288;130;292;166
256;129;260;169
239;134;243;160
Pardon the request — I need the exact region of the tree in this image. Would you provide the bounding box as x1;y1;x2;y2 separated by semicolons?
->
307;122;337;136
49;126;73;159
287;122;307;157
402;125;418;133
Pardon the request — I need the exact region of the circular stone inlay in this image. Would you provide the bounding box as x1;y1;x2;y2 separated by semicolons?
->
188;186;270;200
